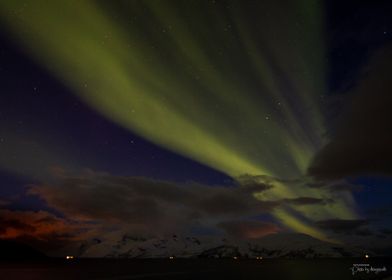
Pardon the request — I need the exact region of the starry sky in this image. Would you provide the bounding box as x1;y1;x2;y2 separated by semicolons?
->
0;0;391;255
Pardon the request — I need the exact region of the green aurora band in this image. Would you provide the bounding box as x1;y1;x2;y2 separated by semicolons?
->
0;0;357;241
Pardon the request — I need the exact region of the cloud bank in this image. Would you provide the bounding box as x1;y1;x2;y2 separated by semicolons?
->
309;46;392;180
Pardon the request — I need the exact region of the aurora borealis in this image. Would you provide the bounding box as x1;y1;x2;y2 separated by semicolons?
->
0;1;325;177
0;0;391;255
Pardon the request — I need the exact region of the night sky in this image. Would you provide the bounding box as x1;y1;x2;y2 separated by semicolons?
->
0;0;391;255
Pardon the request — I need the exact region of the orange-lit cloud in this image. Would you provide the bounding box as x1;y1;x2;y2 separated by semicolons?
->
0;209;88;240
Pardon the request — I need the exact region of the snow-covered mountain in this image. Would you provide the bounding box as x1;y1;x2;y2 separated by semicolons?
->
77;233;367;258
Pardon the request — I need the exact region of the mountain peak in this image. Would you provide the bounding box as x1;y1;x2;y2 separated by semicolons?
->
77;232;366;258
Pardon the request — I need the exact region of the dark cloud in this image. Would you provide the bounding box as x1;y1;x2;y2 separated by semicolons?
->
0;209;87;240
307;180;364;193
354;228;374;237
235;174;274;193
379;228;392;236
196;192;277;215
282;197;334;206
2;172;342;253
218;220;280;239
308;46;392;180
326;183;363;193
29;172;336;234
236;175;336;206
0;199;10;207
0;208;111;255
0;217;35;235
28;171;278;236
315;218;369;235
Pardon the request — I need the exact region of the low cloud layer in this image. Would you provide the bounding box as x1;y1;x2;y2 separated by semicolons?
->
28;171;280;236
315;218;369;235
308;46;392;180
0;209;94;254
0;171;352;253
306;180;364;193
282;197;334;205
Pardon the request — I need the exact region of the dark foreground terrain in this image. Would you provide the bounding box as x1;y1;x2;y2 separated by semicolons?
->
0;258;391;280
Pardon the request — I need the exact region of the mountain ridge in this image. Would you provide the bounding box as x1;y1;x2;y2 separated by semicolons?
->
76;232;368;259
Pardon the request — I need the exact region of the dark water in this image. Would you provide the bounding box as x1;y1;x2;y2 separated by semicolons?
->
0;258;391;280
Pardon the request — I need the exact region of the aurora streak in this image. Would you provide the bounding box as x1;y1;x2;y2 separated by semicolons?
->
0;0;358;241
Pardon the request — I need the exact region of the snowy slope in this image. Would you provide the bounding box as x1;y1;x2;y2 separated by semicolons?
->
78;233;366;258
